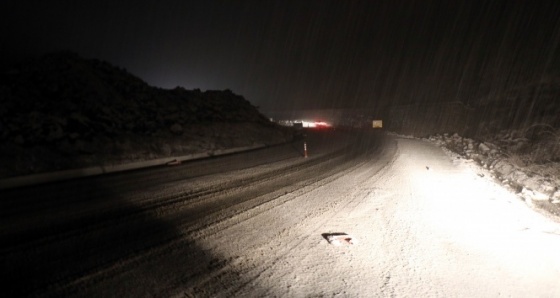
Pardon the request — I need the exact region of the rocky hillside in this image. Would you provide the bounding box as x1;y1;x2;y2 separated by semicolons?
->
0;52;294;178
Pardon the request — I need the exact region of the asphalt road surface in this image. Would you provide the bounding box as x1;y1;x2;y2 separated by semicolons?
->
1;129;559;297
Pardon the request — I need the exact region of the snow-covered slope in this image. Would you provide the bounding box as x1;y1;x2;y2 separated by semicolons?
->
0;52;294;178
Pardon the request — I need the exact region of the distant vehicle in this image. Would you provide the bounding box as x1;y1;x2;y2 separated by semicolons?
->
312;121;331;129
290;120;332;129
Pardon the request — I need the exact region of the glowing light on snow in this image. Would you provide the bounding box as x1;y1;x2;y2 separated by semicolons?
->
409;155;559;278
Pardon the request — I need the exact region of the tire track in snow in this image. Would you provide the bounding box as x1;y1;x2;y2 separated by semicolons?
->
20;132;386;297
188;138;398;297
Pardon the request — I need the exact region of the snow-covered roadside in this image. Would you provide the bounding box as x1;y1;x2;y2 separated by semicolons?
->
179;135;560;297
390;131;560;219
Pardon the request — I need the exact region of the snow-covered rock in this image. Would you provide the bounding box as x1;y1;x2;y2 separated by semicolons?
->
478;143;491;154
551;190;560;204
493;160;514;177
521;187;549;202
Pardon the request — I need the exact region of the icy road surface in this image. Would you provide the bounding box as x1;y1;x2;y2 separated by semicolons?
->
1;130;560;297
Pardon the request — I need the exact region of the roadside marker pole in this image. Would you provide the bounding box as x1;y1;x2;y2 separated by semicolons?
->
304;142;308;158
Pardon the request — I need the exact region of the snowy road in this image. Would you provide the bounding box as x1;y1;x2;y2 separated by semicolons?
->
2;131;560;297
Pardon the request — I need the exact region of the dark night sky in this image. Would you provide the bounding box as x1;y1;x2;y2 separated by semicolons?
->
1;0;560;112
